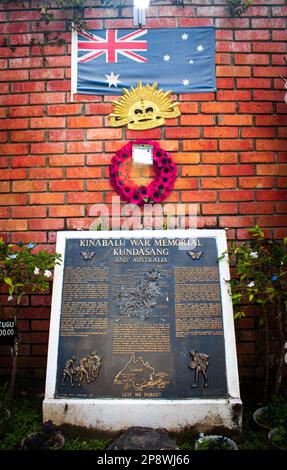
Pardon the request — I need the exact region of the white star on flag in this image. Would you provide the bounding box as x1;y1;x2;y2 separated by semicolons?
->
197;44;204;52
189;59;194;64
181;33;189;40
105;71;121;88
182;78;190;86
163;54;171;62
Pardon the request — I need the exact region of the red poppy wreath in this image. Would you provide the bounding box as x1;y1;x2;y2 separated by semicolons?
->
109;140;177;205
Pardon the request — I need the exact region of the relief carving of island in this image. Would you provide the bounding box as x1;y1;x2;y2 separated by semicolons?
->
114;354;170;391
115;268;164;320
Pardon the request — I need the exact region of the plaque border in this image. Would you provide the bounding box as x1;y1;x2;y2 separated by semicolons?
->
43;229;242;432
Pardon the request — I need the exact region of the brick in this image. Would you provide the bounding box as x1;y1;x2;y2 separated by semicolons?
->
29;219;64;230
0;46;29;58
241;128;275;138
0;219;27;231
85;103;113;115
239;152;275;163
11;206;46;218
203;128;238;138
67;116;103;128
0;169;26;180
180;115;215;126
218;114;253;126
173;153;200;164
165;128;200;139
254;68;286;78
49;130;84;141
30;117;65;129
201;178;236;189
240;202;274;215
1;118;28;129
182;140;218;151
239;177;275;189
86;180;114;191
235;30;270;41
11;156;46;167
219;216;254;228
0;194;27;206
30;92;65;104
29;168;64;179
11;232;47;244
277;178;287;188
256;140;287;151
219;140;253;151
237;78;271;89
179;93;215;102
255;115;287;126
67;141;103;153
276;202;287;213
257;164;287;176
47;104;82;115
67;193;103;204
159;6;195;16
181;191;216;202
273;30;287;41
0;207;9;218
29;68;64;80
49;206;85;217
202;203;237;215
256;190;287;201
202;152;238;164
12;181;47;192
238;102;273;114
30;143;65;154
217;42;251;53
217;90;252;101
126;128;162;140
49;155;85;167
252;43;287;53
201;102;236;113
253;90;283;101
220;165;254;176
252;18;285;29
234;54;269;65
31;320;50;331
29;193;65;205
11;82;45;94
216;53;231;65
1;22;29;33
179;18;213;27
10;105;44;118
66;167;102;179
49;180;84;192
87;128;123;140
10;130;45;142
0;182;10;193
220;190;254;202
0;69;28;81
216;66;250;77
0;94;29;106
256;215;287;227
181;165;217;177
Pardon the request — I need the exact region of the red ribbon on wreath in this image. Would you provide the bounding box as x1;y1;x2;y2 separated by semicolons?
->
109;140;177;205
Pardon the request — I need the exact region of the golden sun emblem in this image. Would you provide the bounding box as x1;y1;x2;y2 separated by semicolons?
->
108;81;181;130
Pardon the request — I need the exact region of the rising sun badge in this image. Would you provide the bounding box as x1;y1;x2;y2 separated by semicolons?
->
108;81;181;130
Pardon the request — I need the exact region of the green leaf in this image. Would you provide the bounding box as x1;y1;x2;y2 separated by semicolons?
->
4;277;13;287
249;294;254;302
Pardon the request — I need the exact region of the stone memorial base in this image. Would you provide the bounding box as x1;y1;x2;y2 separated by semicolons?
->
43;230;242;433
43;398;241;433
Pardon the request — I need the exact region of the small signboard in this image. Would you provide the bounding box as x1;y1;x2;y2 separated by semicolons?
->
0;319;16;345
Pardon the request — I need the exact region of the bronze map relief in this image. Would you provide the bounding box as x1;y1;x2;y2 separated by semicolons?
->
55;237;227;399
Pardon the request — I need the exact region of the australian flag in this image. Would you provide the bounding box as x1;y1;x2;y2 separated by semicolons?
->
71;27;216;96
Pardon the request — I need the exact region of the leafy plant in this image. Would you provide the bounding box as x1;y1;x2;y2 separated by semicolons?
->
195;433;237;450
0;238;61;399
220;225;287;398
255;396;287;429
227;0;253;17
21;420;65;450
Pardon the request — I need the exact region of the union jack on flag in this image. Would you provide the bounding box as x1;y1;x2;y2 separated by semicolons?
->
77;29;148;64
71;27;216;96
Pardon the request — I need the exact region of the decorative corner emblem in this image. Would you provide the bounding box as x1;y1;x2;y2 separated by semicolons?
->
188;350;209;388
108;81;181;130
80;251;96;261
187;250;203;260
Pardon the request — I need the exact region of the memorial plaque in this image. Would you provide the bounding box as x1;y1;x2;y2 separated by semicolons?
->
44;230;241;432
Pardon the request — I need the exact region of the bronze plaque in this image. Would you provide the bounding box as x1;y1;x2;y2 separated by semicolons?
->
55;236;227;399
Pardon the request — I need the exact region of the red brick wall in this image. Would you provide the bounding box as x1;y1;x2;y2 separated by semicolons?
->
0;1;286;382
